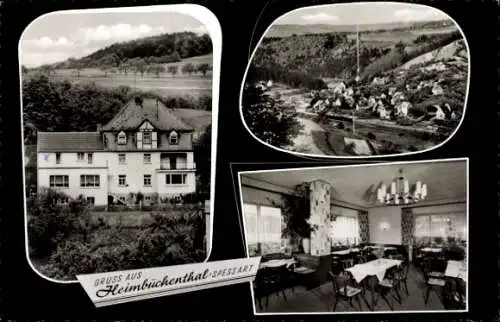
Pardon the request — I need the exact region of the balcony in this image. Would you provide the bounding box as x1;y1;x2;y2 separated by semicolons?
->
158;162;196;171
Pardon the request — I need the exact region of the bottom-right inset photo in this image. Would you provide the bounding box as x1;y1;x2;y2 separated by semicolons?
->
238;158;468;314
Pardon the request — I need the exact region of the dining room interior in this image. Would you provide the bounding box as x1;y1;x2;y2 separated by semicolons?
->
238;158;468;313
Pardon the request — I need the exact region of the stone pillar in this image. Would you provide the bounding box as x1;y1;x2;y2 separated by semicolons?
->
309;180;331;256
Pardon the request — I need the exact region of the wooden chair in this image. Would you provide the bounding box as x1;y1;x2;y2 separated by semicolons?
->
395;259;410;296
253;266;290;310
340;258;355;269
377;265;402;310
446;277;466;309
422;258;446;305
329;271;364;311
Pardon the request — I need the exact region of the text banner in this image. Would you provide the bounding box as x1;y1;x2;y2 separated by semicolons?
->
77;257;261;307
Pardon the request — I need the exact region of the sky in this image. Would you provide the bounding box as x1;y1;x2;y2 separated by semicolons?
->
20;10;208;68
275;2;450;25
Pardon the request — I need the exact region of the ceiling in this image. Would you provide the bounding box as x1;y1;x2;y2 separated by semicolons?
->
241;160;467;208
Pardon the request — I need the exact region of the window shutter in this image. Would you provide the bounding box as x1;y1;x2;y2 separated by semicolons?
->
137;132;143;149
152;132;157;149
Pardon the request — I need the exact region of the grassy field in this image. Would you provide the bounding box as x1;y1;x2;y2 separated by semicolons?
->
28;54;214;98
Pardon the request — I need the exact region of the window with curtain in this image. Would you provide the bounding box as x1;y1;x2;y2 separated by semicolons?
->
414;214;464;242
242;203;282;248
330;215;359;245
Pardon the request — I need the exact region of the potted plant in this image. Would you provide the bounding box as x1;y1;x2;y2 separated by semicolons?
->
269;182;317;254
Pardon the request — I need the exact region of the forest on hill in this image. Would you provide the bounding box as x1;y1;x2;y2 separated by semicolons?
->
248;29;463;89
38;31;212;70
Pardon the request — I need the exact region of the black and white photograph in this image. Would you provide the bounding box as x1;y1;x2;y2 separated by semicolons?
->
238;159;468;313
241;2;469;157
20;5;220;282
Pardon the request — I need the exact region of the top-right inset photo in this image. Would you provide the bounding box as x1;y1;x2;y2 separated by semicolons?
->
240;2;469;158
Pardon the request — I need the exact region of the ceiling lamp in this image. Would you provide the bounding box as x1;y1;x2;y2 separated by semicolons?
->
377;168;427;205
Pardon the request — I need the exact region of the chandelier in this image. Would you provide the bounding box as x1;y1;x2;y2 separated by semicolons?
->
377;169;427;205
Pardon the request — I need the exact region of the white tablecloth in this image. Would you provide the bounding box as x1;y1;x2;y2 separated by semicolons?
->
259;258;296;269
346;258;402;283
421;247;442;253
445;260;467;282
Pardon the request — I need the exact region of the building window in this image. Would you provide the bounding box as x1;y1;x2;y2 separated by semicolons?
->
243;204;282;255
86;197;95;205
143;153;151;164
165;173;186;185
77;152;85;161
117;131;127;145
144;174;152;186
329;215;359;246
80;175;100;188
49;175;69;188
143;131;152;144
118;153;126;164
56;153;61;164
169;131;179;145
118;175;127;187
87;153;93;164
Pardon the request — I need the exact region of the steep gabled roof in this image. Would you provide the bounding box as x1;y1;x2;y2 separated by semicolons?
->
101;98;194;132
37;132;103;152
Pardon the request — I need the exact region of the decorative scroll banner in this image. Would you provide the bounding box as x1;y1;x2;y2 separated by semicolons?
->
77;257;261;307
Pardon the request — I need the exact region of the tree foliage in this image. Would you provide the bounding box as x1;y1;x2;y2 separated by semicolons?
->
46;32;212;70
29;194;207;280
241;84;303;147
22;75;212;144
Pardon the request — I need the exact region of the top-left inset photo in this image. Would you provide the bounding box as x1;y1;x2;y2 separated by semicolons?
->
19;4;221;282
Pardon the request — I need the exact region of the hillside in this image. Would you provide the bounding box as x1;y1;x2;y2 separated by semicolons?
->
248;26;463;88
38;31;212;71
265;19;454;37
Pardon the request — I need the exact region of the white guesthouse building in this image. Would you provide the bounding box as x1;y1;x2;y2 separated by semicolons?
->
37;97;197;206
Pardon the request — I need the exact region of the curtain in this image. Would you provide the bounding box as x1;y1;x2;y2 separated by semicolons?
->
242;203;282;255
401;207;414;245
259;206;282;243
330;215;359;245
243;204;258;245
358;210;370;243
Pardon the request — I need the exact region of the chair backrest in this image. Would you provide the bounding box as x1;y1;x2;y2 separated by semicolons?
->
329;271;350;295
399;259;410;280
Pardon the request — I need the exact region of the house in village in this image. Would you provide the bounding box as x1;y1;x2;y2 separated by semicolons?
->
36;97;197;206
395;101;411;117
427;104;446;120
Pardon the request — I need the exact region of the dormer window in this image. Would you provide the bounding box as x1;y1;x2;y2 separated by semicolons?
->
169;131;179;145
143;131;152;145
117;131;127;145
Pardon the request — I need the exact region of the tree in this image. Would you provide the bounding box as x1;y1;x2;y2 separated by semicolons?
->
167;65;179;77
193;125;211;194
153;65;165;78
196;63;211;77
100;67;109;78
181;63;195;76
22;65;29;76
241;84;303;148
135;61;147;77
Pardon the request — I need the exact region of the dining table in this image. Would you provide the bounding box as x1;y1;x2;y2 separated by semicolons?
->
259;258;297;269
331;248;361;256
445;260;467;282
346;258;402;310
420;247;443;253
